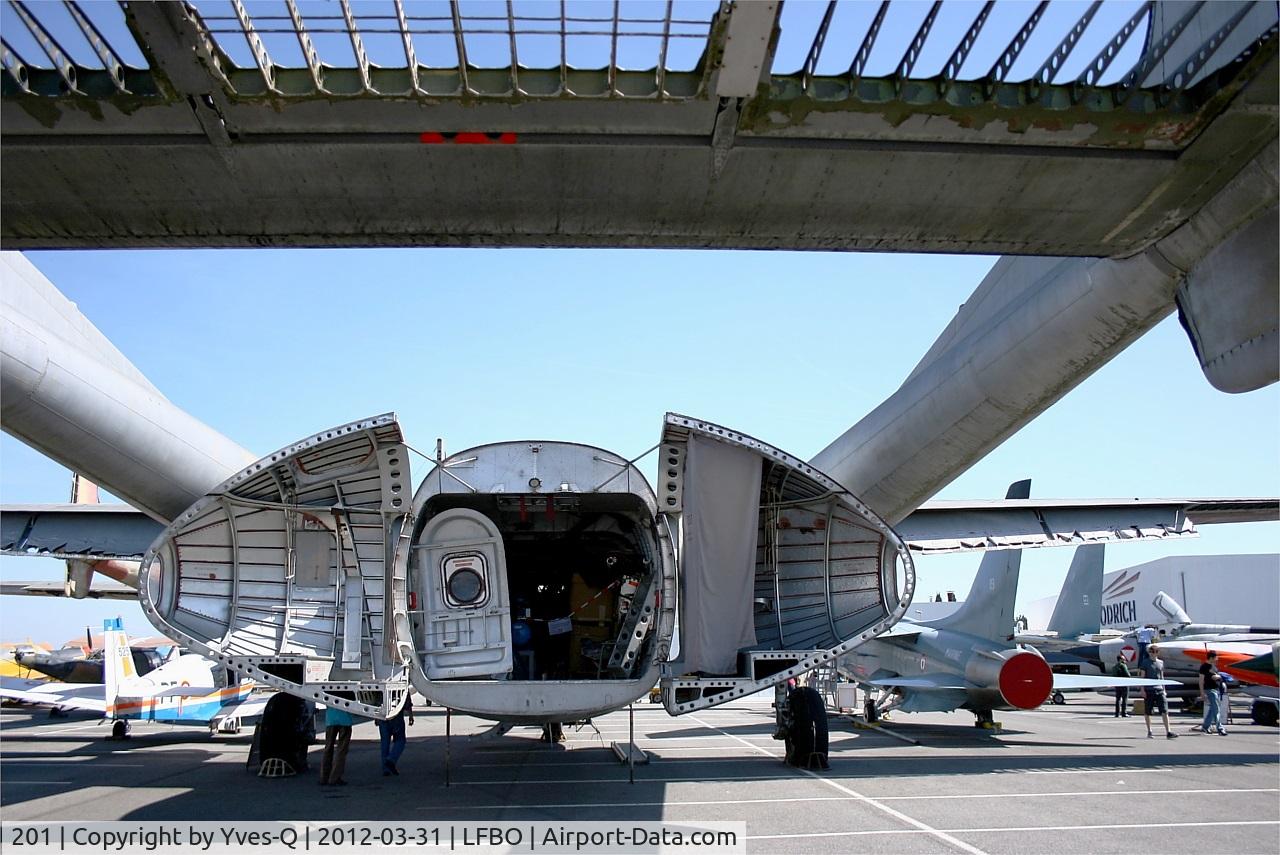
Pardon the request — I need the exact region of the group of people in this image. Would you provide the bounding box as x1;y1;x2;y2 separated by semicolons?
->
316;699;416;786
1108;643;1229;739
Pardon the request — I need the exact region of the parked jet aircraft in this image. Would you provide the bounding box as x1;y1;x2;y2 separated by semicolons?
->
1;251;1275;727
841;482;1174;726
0;619;268;738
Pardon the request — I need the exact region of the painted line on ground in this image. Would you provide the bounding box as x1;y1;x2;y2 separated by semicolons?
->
684;713;988;855
746;820;1280;841
449;774;799;785
0;762;144;767
420;787;1280;813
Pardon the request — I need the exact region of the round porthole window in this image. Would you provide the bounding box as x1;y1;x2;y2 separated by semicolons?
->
447;568;484;605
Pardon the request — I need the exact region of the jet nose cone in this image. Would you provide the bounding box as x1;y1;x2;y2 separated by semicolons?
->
998;650;1053;710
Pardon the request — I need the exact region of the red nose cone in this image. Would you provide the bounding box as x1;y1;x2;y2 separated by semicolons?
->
999;651;1053;709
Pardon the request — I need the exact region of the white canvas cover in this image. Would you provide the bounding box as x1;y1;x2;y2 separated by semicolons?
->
679;433;760;674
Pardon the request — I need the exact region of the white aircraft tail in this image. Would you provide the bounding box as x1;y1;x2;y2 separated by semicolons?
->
1046;544;1104;638
102;618;141;710
924;479;1028;640
1152;591;1192;625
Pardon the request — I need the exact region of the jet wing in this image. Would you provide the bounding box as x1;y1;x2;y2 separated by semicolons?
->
864;675;969;690
898;498;1279;555
1;580;138;600
1052;674;1179;691
0;677;106;712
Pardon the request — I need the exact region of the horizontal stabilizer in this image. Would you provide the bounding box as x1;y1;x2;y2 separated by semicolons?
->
1;580;137;600
1052;674;1178;691
899;498;1278;554
1;504;161;561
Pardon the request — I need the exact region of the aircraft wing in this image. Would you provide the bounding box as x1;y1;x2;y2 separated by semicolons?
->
898;498;1279;555
0;580;138;600
863;675;969;691
217;693;273;719
0;676;106;712
1052;674;1179;691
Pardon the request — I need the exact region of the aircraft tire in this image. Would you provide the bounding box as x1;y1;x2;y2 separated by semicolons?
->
110;720;129;740
1251;700;1279;727
785;688;829;769
1051;691;1065;705
864;699;879;723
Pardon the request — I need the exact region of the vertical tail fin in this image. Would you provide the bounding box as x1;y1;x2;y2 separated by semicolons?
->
1046;544;1104;638
102;618;138;713
923;479;1028;640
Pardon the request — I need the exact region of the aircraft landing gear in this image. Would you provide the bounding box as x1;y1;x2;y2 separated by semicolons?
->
973;710;1001;730
109;720;130;740
781;687;830;770
864;698;880;723
1051;691;1066;705
1252;698;1279;727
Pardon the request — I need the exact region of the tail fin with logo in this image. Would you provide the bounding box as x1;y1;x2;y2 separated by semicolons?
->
1046;544;1104;638
923;479;1029;640
103;618;140;712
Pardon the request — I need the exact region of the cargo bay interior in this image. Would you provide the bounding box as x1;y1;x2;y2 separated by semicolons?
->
411;492;660;683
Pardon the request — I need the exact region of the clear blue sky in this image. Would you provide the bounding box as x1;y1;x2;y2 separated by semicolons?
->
1;248;1277;644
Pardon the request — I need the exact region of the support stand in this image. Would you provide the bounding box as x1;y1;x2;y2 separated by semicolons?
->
445;707;451;788
609;703;648;777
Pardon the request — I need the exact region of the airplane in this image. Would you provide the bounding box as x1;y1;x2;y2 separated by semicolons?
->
0;618;269;739
1;234;1276;733
1150;592;1280;643
840;482;1176;727
15;639;170;684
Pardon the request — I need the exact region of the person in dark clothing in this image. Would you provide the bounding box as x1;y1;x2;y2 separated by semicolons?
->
1111;655;1131;717
376;699;415;775
1198;651;1228;735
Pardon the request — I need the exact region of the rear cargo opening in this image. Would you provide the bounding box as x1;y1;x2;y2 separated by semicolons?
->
416;492;658;682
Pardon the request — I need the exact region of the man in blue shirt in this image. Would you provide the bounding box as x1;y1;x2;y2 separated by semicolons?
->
320;705;354;786
377;699;414;776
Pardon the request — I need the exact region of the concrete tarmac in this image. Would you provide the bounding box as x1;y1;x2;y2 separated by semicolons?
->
2;694;1277;854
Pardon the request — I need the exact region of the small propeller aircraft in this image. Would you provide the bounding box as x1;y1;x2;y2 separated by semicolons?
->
0;618;269;739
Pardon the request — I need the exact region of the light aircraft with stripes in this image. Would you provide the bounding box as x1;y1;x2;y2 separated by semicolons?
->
0;618;269;739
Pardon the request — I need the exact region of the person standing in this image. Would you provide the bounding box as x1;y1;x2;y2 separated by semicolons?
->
1198;651;1228;735
1135;625;1157;668
377;698;415;775
319;705;354;786
1111;654;1131;717
1141;645;1178;740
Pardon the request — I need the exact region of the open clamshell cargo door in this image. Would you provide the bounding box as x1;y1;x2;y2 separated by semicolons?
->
659;414;914;714
139;414;412;718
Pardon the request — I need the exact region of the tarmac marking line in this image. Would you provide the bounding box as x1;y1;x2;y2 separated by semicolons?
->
448;774;800;785
0;761;144;767
746;820;1280;840
424;796;861;811
421;787;1280;811
685;713;989;855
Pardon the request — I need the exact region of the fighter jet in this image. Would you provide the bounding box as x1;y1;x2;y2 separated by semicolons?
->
0;618;268;739
841;482;1174;726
